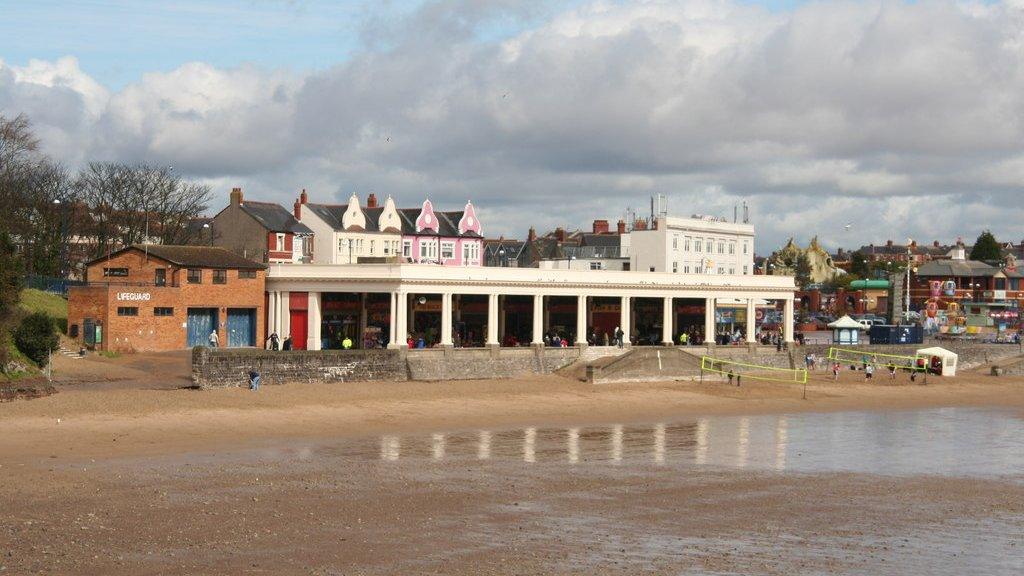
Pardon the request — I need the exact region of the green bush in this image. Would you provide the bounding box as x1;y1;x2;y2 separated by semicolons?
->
14;312;58;367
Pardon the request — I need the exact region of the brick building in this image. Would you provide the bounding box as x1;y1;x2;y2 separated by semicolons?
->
210;187;314;264
68;245;266;352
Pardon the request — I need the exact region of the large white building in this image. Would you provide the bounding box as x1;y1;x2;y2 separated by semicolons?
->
631;215;755;276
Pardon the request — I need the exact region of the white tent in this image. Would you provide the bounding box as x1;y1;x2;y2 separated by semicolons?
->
828;315;865;345
916;346;958;377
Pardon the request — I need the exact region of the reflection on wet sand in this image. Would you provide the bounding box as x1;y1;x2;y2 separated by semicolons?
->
369;408;1024;479
374;416;793;471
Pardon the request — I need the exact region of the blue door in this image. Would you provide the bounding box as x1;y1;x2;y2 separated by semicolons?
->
227;309;256;347
187;308;218;347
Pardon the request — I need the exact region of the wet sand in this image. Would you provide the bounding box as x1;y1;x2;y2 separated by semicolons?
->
3;370;1024;574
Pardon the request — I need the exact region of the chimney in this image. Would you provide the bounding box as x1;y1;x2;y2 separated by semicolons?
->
886;239;894;247
367;193;378;208
910;239;917;248
555;227;566;242
230;187;243;206
634;218;647;231
528;227;537;242
300;188;308;204
617;219;626;235
933;240;940;248
593;219;609;234
294;199;301;220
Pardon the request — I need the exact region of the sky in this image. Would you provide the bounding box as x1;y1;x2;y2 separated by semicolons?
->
1;0;1022;255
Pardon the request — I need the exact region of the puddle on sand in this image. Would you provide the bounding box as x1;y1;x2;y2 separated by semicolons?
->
344;407;1024;480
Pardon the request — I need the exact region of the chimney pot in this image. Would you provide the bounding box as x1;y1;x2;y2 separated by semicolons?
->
367;193;378;208
300;189;308;204
527;227;537;242
592;219;609;234
230;187;243;206
617;219;626;235
294;199;301;220
887;239;893;247
555;227;566;242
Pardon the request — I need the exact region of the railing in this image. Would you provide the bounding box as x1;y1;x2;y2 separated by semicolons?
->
25;275;85;297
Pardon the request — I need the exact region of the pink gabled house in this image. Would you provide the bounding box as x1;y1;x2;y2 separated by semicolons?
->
397;199;483;266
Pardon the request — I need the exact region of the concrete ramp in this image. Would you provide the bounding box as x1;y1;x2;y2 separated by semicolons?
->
585;347;705;384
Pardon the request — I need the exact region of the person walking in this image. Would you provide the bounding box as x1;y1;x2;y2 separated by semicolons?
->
615;326;624;348
282;335;293;351
208;329;219;348
727;370;734;386
832;361;840;381
865;364;874;381
248;370;261;391
268;332;280;351
888;363;897;379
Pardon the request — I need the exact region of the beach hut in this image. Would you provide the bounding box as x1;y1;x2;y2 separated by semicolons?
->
828;315;865;345
915;346;958;377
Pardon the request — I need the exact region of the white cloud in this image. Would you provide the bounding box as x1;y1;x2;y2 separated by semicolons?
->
2;0;1024;253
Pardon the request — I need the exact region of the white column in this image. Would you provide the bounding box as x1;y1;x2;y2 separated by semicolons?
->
487;294;499;346
704;297;716;345
441;292;453;346
267;291;278;341
280;291;291;340
390;291;409;348
746;298;756;344
620;296;631;346
575;294;588;346
783;297;795;343
662;296;674;345
497;295;506;341
388;292;397;346
307;292;321;350
532;294;544;345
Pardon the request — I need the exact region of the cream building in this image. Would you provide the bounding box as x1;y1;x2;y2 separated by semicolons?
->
631;215;755;276
296;191;403;264
264;264;796;350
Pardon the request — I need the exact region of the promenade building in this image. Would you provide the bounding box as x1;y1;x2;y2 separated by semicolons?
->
631;215;755;276
264;264;796;351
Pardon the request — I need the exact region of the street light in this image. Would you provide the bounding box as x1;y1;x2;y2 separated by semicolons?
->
498;247;506;267
53;198;68;279
905;238;913;324
202;222;211;246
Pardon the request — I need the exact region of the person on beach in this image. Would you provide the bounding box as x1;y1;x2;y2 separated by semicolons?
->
888;363;897;379
861;354;869;371
267;332;280;351
727;370;734;385
282;335;292;351
615;326;624;348
248;370;260;391
865;364;874;380
832;362;840;381
208;329;219;348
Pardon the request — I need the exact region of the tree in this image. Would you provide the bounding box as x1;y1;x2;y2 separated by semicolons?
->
849;251;871;278
0;232;24;367
794;253;812;289
14;312;58;367
969;230;1001;262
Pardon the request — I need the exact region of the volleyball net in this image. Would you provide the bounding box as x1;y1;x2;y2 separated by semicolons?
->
826;347;928;371
701;356;808;384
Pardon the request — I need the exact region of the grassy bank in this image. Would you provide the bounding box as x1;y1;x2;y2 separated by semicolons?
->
19;288;68;325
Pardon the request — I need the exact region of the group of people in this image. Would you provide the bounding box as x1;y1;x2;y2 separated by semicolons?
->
265;332;296;351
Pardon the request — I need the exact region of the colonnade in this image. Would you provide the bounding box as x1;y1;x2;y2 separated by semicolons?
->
266;290;796;350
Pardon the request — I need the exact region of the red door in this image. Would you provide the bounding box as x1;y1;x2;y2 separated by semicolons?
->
290;310;308;350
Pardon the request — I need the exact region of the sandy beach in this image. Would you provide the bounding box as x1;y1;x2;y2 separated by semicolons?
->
3;365;1024;574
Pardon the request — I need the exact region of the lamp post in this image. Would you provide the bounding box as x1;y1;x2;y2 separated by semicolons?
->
905;239;913;324
498;247;506;267
52;198;68;279
202;222;211;246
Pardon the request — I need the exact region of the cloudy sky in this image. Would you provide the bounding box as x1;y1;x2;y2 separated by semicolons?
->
2;0;1023;254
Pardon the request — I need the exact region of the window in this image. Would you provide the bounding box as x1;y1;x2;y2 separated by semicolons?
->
728;243;735;255
649;266;655;272
187;269;202;284
117;307;138;316
238;270;257;279
729;267;735;275
355;239;364;253
672;261;678;273
441;241;455;259
743;242;749;255
154;307;174;317
706;240;713;253
104;267;128;277
672;236;678;250
684;237;691;251
402;240;412;258
462;242;480;263
213;270;227;284
694;239;702;253
717;267;724;275
590;261;603;270
275;233;285;251
370;240;375;254
743;265;748;275
718;242;725;254
623;263;630;271
154;268;166;287
684;264;691;274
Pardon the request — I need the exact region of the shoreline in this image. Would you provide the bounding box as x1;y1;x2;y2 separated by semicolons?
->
3;371;1023;464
